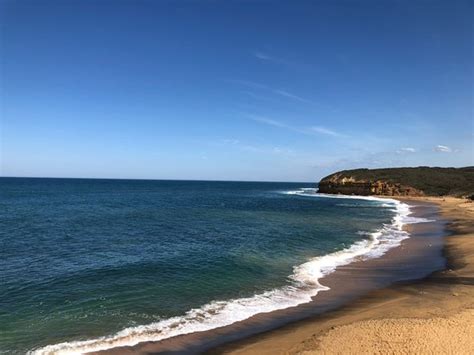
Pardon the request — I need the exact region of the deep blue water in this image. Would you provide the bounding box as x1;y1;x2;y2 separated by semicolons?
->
0;178;395;354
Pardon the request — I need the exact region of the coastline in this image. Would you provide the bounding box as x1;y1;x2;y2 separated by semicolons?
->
212;196;474;354
91;197;452;355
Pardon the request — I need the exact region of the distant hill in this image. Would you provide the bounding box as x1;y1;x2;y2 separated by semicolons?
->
318;167;474;198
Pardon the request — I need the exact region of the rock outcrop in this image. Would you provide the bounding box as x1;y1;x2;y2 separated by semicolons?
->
318;173;424;196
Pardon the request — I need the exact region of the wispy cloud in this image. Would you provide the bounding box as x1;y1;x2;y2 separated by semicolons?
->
253;51;289;65
434;145;453;153
253;49;318;75
230;80;317;106
272;89;315;104
396;147;416;154
272;147;294;154
247;114;290;129
254;51;274;61
253;51;302;69
311;126;345;138
218;136;295;156
242;91;274;101
228;79;268;90
221;138;240;145
247;114;346;139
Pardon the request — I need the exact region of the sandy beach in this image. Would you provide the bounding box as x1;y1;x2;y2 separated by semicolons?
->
217;197;474;355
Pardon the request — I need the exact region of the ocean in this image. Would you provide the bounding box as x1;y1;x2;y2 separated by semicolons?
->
1;178;425;354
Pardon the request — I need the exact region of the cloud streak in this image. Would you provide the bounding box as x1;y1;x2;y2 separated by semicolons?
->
247;114;290;129
229;79;318;106
396;147;416;154
218;136;295;156
230;80;319;106
254;51;274;61
253;51;289;65
228;79;268;90
311;126;345;137
434;145;453;153
247;114;346;139
272;89;315;104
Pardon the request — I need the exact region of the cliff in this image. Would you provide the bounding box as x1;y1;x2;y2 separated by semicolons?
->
318;167;474;198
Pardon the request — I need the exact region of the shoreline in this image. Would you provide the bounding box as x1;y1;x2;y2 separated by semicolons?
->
212;196;474;354
91;197;450;354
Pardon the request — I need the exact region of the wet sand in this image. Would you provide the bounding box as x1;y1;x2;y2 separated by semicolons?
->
94;198;456;354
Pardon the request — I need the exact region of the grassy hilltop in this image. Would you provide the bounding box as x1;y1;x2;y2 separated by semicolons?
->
318;167;474;198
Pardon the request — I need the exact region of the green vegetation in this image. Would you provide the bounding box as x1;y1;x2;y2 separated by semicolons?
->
319;167;474;197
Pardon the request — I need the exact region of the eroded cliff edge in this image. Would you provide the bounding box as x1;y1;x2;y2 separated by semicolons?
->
318;167;474;198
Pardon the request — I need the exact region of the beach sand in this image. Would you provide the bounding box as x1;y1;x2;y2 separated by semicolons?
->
218;197;474;355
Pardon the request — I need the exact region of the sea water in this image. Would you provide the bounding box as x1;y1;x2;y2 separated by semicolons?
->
0;178;427;354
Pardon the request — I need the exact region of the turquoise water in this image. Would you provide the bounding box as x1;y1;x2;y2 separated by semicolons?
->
0;178;398;354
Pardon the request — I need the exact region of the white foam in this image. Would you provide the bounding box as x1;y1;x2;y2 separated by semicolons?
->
31;191;432;355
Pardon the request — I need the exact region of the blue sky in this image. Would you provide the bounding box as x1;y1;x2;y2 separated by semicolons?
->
1;0;473;181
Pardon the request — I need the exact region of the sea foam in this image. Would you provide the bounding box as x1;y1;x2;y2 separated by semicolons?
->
31;190;431;355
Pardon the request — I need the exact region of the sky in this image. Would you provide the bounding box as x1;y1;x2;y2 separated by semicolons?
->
1;0;473;182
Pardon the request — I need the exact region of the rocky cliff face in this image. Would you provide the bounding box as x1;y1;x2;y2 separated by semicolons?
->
318;173;424;196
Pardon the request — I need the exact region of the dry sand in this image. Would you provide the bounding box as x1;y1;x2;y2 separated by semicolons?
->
308;308;474;355
222;197;474;355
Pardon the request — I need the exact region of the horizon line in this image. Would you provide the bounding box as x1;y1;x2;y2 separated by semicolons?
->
0;175;316;184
